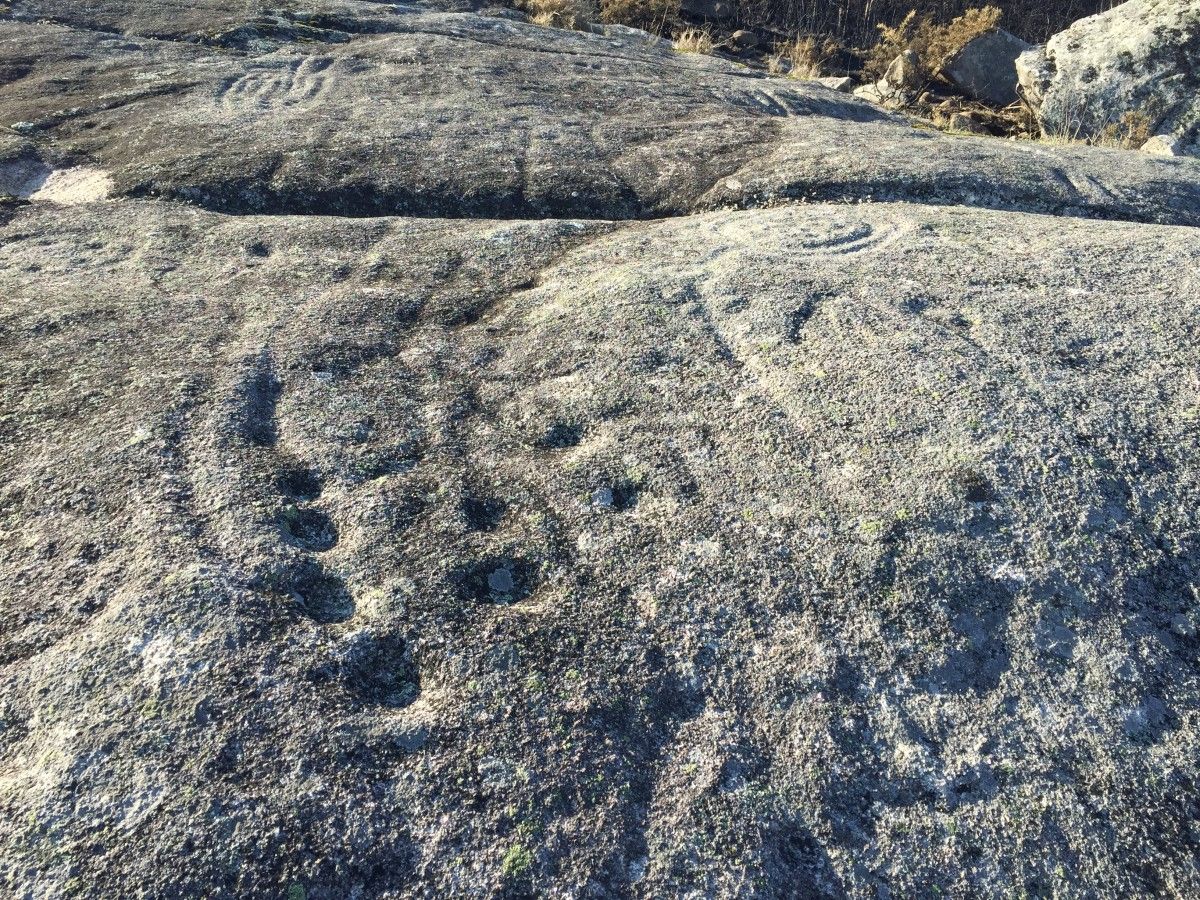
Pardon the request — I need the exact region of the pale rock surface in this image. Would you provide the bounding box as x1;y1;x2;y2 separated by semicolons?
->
1018;0;1200;154
1;2;1199;898
885;48;924;93
813;76;855;93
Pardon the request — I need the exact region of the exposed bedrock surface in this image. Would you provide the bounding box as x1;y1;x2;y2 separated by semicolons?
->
1;2;1198;898
2;5;1200;222
3;198;1198;898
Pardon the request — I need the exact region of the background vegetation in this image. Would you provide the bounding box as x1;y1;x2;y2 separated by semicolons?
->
738;0;1120;45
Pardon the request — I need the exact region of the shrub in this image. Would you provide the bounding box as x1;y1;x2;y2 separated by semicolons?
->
600;0;680;34
1097;111;1154;150
864;6;1001;81
522;0;597;30
865;10;918;79
923;6;1001;69
769;35;841;78
1042;110;1155;150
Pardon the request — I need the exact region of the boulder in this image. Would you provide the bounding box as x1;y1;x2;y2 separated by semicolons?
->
1017;0;1200;154
813;76;855;93
852;50;922;110
728;28;758;52
939;27;1031;107
853;79;899;108
945;111;990;135
885;48;924;93
1141;133;1185;157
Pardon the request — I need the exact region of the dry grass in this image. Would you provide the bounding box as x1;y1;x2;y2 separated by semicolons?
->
864;6;1001;80
600;0;679;34
769;35;841;78
865;10;917;79
1030;85;1160;150
922;95;1035;138
1097;111;1154;150
522;0;597;30
673;27;715;54
1041;110;1155;150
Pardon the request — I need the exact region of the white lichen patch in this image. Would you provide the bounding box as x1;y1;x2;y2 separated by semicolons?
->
0;159;113;203
30;166;114;204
